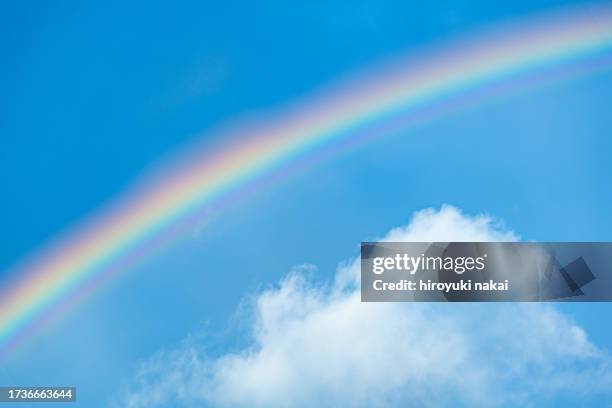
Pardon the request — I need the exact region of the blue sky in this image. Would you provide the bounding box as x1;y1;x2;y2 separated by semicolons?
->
1;0;612;407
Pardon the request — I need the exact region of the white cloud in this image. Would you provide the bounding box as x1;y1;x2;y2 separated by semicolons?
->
121;205;611;408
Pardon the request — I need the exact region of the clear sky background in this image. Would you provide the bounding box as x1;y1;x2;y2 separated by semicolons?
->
1;0;612;407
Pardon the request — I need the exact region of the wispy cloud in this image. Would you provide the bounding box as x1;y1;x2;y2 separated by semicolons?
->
121;205;611;408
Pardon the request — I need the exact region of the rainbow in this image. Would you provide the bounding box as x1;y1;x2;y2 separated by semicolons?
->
1;5;612;356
